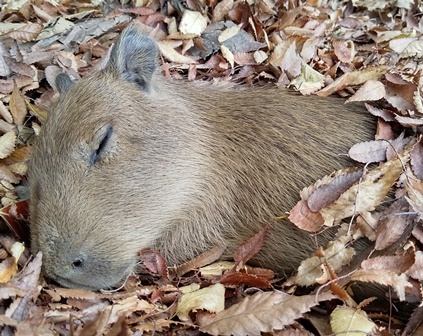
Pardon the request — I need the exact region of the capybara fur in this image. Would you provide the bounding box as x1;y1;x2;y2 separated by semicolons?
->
28;26;375;290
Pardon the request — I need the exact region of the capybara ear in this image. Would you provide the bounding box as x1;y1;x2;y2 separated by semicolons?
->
55;72;74;93
106;26;159;91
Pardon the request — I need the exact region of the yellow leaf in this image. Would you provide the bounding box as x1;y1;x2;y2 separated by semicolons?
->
176;283;225;321
331;307;377;335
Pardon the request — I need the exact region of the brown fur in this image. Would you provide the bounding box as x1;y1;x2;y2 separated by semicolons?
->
28;27;375;290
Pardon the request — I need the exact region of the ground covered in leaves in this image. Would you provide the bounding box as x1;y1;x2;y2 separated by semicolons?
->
0;0;423;335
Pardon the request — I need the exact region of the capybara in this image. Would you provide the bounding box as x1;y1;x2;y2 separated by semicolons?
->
28;26;375;290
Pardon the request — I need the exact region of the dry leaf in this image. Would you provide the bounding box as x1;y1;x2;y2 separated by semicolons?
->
212;0;234;23
291;235;355;286
200;291;334;336
330;307;377;335
176;246;226;277
233;223;269;269
333;40;355;63
289;200;324;232
375;197;410;250
320;147;409;227
0;131;17;159
8;23;42;42
348;140;388;163
317;66;389;97
307;169;363;212
350;269;411;301
176;283;225;321
179;10;207;36
346;80;386;103
158;42;196;64
9;83;27;125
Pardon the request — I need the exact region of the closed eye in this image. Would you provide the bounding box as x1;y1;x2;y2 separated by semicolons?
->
90;125;113;165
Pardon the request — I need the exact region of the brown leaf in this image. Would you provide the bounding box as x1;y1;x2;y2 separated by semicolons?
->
411;138;423;180
139;248;169;280
200;291;335;335
8;23;43;42
317;66;389;97
176;246;226;277
233;223;270;269
320;146;409;226
0;200;30;244
365;103;395;122
289;200;324;232
375;197;410;250
308;169;363;212
333;40;355;63
9;83;27;125
219;272;272;289
375;119;395;141
361;254;415;274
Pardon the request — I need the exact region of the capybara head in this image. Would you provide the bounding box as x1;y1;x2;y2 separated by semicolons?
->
29;27;205;289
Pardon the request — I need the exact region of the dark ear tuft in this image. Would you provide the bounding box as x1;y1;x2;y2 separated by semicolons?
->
56;73;74;93
107;26;159;91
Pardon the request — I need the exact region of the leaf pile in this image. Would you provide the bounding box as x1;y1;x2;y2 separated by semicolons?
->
0;0;423;335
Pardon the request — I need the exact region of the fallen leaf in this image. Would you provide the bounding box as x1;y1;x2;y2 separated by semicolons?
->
200;291;334;335
176;283;225;321
330;307;377;335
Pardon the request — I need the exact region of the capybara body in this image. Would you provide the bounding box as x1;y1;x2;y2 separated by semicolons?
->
28;27;375;290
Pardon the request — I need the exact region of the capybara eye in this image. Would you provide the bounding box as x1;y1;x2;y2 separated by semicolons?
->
90;125;113;165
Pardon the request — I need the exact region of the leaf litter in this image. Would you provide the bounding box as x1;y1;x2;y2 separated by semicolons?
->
0;0;423;335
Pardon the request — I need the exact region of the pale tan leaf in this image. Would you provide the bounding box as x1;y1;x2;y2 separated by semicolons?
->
290;235;355;287
348;140;388;163
361;254;415;274
407;251;423;280
218;26;241;43
0;131;17;159
333;40;355;63
317;66;389;97
200;261;234;279
290;63;325;95
179;10;207;36
0;164;19;184
221;45;234;68
346;80;386;103
8;23;42;42
0;242;23;283
200;291;334;336
9;83;27;125
330;307;377;336
351;269;412;301
212;0;234;23
158;43;196;64
320;148;408;227
176;283;225;321
0;101;13;124
253;50;267;64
